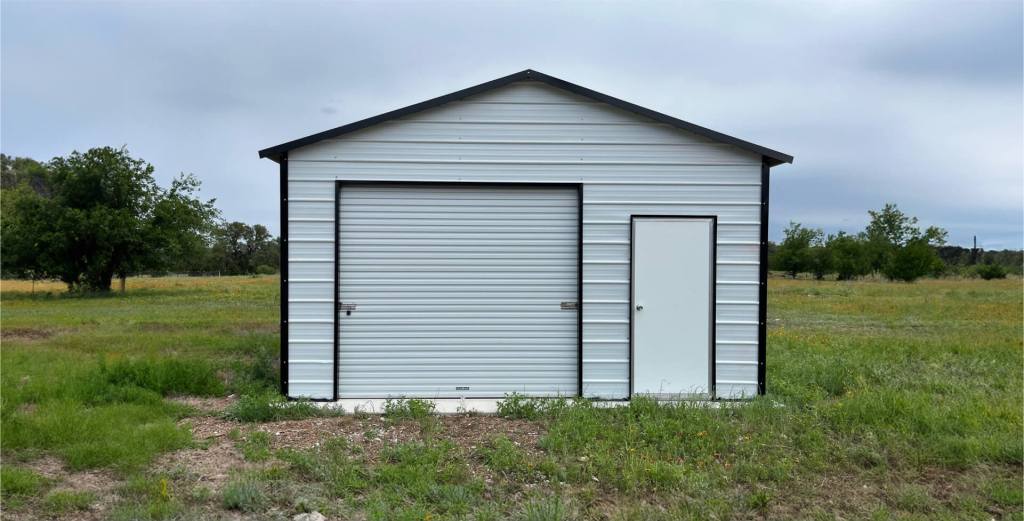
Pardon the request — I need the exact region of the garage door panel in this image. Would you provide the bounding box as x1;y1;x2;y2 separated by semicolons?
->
338;183;579;398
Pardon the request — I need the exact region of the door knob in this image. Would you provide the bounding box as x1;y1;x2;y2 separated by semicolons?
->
635;305;644;311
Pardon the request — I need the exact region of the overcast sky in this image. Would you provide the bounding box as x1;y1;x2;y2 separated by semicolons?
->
2;1;1022;248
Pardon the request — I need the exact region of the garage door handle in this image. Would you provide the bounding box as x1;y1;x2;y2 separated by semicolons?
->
635;304;644;311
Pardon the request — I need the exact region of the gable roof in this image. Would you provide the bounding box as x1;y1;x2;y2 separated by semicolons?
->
258;69;794;166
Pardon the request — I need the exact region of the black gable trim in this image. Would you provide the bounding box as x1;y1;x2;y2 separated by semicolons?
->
258;69;793;166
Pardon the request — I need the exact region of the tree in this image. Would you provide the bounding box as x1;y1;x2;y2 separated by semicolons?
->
827;232;870;280
207;222;278;275
1;147;218;291
863;204;946;282
883;238;944;282
143;174;220;276
808;240;833;280
1;154;50;194
1;185;57;281
774;222;822;278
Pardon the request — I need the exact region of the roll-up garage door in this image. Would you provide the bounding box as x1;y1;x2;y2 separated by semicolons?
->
337;184;579;398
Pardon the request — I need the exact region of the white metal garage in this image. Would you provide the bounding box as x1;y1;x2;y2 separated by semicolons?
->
259;69;792;401
337;184;579;398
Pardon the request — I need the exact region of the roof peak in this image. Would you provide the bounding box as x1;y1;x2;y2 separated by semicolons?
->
259;70;792;166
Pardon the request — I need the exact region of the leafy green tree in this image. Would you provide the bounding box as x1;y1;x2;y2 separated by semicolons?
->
1;154;50;194
865;203;920;246
774;222;822;278
143;175;220;275
883;238;945;282
207;222;277;275
808;241;833;280
863;203;947;276
1;147;218;291
863;204;946;282
1;185;57;281
827;232;870;280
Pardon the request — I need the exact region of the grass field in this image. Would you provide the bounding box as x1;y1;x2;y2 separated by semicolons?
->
1;275;1021;520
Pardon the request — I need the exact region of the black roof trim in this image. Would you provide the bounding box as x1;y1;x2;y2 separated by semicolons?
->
258;69;794;166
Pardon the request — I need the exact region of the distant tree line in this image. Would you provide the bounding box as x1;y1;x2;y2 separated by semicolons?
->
768;204;1019;282
1;150;280;291
4;150;1016;291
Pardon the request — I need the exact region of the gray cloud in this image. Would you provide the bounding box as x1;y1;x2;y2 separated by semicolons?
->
2;0;1021;249
863;2;1023;85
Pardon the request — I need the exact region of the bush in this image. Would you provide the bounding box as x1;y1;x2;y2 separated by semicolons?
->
883;238;943;282
254;265;277;275
975;263;1008;280
224;391;342;422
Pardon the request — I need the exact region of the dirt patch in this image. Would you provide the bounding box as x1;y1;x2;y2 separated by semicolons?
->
442;416;545;453
764;465;1022;520
171;395;237;414
3;327;56;341
18;455;120;521
181;414;546;462
155;437;250;493
181;414;241;440
766;472;884;520
160;413;549;505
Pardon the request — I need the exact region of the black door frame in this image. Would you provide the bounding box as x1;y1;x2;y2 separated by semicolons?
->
628;214;718;400
329;180;584;400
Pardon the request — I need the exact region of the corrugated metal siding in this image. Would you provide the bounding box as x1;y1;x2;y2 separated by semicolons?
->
336;184;578;398
285;178;336;399
287;80;762;400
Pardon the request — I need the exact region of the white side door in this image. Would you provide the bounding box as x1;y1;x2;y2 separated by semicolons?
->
632;217;714;398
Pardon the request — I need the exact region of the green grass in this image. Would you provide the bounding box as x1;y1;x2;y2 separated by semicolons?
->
1;465;47;508
382;397;437;419
1;276;279;473
108;474;183;521
43;489;96;513
224;390;342;423
1;275;1021;519
237;430;272;462
476;436;532;477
